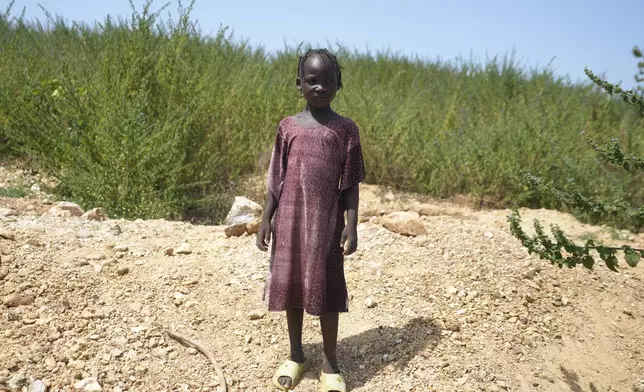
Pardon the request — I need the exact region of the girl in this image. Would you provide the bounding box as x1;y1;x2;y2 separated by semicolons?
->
256;48;365;392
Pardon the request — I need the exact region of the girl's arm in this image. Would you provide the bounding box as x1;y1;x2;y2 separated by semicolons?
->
343;183;359;228
341;183;359;255
256;192;278;252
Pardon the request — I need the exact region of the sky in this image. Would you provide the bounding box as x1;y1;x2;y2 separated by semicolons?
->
6;0;644;89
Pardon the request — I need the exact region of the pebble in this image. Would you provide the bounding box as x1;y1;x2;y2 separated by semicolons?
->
175;242;192;255
633;379;644;392
444;319;461;332
113;245;129;253
446;286;459;296
116;267;130;276
3;293;36;307
248;310;265;320
186;347;199;355
0;228;16;240
365;297;377;308
151;347;167;359
7;373;27;390
27;380;48;392
0;208;17;218
74;377;102;391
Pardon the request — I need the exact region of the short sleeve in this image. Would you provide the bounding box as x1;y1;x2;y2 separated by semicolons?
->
266;124;289;200
340;121;366;191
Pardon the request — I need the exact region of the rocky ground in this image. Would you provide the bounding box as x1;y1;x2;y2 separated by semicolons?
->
1;162;644;392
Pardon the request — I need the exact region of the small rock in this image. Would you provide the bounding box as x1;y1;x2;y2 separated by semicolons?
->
0;266;9;280
113;245;129;253
151;347;167;359
26;238;44;247
116;267;130;276
623;309;634;318
248;310;265;320
186;347;198;355
83;208;108;221
77;230;94;239
484;231;494;238
381;211;428;236
109;225;122;236
225;196;263;226
175;242;192;255
30;183;41;192
164;248;174;256
0;208;17;218
3;293;35;307
45;201;84;218
365;297;377;308
134;365;148;375
173;293;186;306
7;373;27;390
0;229;16;241
225;223;247;238
633;379;644;392
74;377;102;391
27;380;48;392
245;219;261;235
444;319;461;332
445;286;459;297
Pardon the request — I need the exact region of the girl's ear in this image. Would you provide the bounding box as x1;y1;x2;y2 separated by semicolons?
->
295;77;302;95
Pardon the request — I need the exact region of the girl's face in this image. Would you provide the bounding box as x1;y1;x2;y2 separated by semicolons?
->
298;55;339;108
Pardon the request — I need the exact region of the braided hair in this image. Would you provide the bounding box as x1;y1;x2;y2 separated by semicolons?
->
297;48;343;90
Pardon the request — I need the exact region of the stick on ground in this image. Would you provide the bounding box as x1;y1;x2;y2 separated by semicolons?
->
166;330;228;392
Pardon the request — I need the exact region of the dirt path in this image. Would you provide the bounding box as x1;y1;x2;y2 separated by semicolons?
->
1;176;643;391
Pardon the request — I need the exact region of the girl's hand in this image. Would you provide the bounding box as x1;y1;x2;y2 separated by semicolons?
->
256;220;272;252
341;226;358;256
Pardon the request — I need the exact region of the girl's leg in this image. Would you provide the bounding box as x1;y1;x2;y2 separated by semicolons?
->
277;307;305;388
319;312;340;374
287;307;305;362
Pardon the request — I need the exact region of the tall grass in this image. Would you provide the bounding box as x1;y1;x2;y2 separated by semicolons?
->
1;1;642;223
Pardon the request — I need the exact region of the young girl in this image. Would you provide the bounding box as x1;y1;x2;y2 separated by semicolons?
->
256;48;365;392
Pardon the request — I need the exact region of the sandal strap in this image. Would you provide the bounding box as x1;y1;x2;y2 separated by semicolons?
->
319;372;346;392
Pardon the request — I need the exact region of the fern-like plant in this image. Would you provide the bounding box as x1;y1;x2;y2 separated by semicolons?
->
508;47;644;271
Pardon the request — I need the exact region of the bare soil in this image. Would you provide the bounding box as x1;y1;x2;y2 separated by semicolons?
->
1;163;643;392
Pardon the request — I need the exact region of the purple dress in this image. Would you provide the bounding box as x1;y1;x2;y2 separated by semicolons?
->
263;116;366;316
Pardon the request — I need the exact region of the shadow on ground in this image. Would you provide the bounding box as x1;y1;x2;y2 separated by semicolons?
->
560;366;599;392
303;317;442;389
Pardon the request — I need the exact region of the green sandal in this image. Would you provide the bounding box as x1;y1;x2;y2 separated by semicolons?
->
271;359;310;390
319;371;347;392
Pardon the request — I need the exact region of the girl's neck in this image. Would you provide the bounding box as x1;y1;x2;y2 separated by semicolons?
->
305;104;333;118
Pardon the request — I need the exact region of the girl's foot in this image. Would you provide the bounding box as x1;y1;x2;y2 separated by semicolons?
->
321;354;339;375
276;350;306;388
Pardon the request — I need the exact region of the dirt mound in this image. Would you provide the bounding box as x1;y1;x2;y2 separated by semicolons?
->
1;178;643;391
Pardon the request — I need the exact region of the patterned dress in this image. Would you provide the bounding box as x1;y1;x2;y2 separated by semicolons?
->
264;116;366;316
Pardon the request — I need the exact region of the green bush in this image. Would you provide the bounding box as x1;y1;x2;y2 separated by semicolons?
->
1;0;643;222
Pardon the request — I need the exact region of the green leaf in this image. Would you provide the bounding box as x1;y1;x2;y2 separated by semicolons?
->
624;248;640;267
623;161;631;171
582;255;595;269
604;258;619;272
